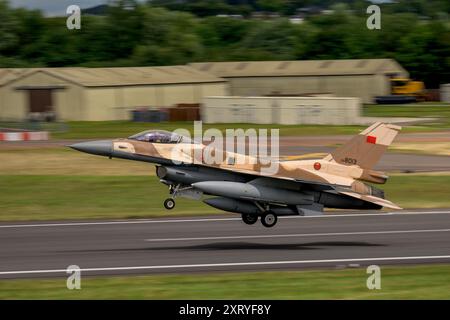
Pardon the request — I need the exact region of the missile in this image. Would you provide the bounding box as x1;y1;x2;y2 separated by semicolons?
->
193;181;313;205
204;197;259;215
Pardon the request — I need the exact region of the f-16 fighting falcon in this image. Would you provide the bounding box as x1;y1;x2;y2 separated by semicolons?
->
70;122;402;228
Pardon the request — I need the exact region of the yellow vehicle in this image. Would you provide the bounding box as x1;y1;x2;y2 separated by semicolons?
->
390;78;426;101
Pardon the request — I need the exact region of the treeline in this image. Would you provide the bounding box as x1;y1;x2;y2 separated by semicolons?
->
149;0;450;18
0;0;449;87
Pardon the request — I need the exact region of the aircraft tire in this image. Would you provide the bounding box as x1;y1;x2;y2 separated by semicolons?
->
242;213;258;225
164;198;175;210
261;212;277;228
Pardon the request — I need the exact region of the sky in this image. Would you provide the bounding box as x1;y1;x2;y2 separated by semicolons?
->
9;0;107;15
8;0;146;16
8;0;393;16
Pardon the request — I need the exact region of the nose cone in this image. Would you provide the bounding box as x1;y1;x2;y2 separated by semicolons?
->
69;140;112;157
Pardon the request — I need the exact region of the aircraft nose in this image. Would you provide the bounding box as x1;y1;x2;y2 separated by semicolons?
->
69;140;112;157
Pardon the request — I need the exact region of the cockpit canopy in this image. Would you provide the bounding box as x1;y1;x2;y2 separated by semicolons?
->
128;130;192;144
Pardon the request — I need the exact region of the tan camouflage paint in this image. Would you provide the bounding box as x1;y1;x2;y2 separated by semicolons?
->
112;122;402;209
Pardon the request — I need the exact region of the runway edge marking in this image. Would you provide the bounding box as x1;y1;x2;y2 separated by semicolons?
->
1;255;450;276
1;210;450;229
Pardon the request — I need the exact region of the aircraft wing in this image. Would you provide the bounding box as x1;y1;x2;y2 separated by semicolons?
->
211;160;335;183
293;179;337;191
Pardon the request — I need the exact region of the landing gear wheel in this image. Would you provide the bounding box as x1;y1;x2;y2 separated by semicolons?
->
242;213;258;225
164;198;175;210
261;212;277;228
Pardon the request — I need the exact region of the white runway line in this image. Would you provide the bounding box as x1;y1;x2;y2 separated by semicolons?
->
145;228;450;242
0;217;242;228
0;210;449;229
1;255;450;276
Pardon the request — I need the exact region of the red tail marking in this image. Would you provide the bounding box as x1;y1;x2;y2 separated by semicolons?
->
366;136;377;144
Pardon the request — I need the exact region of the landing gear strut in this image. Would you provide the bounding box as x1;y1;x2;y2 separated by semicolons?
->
163;184;179;210
261;212;277;228
242;213;258;225
253;202;278;228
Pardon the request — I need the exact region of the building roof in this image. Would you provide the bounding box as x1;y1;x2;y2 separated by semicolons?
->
0;65;226;87
0;69;28;86
190;59;408;78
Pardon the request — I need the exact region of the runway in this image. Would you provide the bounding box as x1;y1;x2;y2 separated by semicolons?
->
1;209;450;279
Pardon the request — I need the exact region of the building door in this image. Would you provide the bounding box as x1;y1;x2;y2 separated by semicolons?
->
28;89;53;113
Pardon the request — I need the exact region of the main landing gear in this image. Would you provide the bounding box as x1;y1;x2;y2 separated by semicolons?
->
260;212;277;228
241;212;278;228
242;213;258;225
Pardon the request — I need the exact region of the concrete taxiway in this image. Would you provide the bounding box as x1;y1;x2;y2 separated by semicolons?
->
1;209;450;279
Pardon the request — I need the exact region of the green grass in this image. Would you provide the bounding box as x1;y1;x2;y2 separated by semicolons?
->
363;104;450;129
0;174;449;221
381;175;450;209
0;175;219;221
43;104;450;139
52;121;368;139
1;264;449;299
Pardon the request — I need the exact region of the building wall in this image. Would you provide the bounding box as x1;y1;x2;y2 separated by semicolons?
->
202;96;361;125
198;83;229;100
225;75;390;103
440;84;450;103
0;71;85;121
0;70;228;121
121;86;157;107
83;83;228;121
54;85;85;121
277;97;360;125
229;77;321;96
202;97;275;124
84;87;118;121
0;85;27;120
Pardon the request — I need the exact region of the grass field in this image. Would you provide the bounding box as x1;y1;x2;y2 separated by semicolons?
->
0;147;153;175
52;121;368;139
1;264;449;299
40;104;449;139
389;142;450;156
0;174;449;221
363;104;450;128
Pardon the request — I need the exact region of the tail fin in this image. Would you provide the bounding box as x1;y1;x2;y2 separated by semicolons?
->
323;122;401;170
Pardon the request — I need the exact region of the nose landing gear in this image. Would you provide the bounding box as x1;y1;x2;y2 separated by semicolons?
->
163;183;201;210
163;183;179;210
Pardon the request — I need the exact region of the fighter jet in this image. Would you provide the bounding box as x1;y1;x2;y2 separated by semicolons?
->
70;122;402;228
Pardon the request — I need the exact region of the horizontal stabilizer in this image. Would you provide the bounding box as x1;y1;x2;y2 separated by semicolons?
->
339;191;402;210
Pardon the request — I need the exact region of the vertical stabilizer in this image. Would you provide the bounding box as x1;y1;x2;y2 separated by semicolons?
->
323;122;401;169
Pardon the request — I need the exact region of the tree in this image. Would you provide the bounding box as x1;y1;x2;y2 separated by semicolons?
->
396;21;450;87
238;19;297;60
103;0;145;60
131;7;203;65
0;0;19;54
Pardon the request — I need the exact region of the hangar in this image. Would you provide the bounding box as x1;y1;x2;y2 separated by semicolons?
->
190;59;408;103
0;66;227;121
